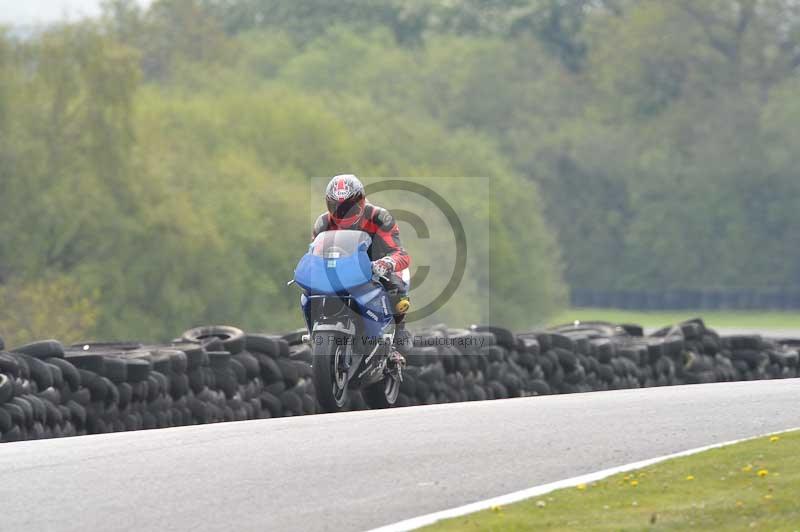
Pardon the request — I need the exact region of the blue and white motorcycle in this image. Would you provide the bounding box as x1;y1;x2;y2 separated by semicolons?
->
290;230;401;412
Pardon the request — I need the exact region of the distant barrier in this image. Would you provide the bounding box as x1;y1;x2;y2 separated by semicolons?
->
0;319;798;442
570;289;800;311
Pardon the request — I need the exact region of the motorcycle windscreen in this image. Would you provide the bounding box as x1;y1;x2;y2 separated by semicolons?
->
294;230;373;294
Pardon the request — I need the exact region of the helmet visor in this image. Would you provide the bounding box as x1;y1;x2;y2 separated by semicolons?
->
327;197;364;225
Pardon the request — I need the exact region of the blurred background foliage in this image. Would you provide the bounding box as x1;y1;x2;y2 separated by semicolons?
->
0;0;798;344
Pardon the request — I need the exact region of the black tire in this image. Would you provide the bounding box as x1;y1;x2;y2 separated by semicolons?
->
257;354;283;384
102;356;128;384
117;382;133;410
471;325;515;350
2;402;25;427
0;406;11;432
17;354;54;390
45;362;64;390
12;339;65;360
22;395;46;423
528;379;551;395
260;391;283;418
281;328;307;346
288;344;313;364
182;346;209;370
264;381;285;396
312;333;350;413
0;374;13;405
66;353;106;374
731;349;768;370
1;425;22;443
232;353;260;380
301;393;316;415
553;348;578;370
150;372;169;398
488;380;509;399
0;353;21;378
150;351;172;374
166;350;188;374
362;370;401;409
213;368;237;399
590;339;616;363
208;351;231;369
724;335;764;351
46;358;81;391
519;337;541;356
169;342;205;369
11;396;34;427
188;368;207;394
229;358;248;384
619;323;644;337
182;325;245;355
245;334;280;357
277;358;300;387
280;389;303;416
69;387;91;406
125;358;151;382
618;346;642;365
79;370;106;402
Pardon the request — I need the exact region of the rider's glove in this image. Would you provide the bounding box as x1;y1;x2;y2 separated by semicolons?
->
371;257;395;278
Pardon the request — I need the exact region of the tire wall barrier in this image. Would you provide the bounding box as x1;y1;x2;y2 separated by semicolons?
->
0;318;798;443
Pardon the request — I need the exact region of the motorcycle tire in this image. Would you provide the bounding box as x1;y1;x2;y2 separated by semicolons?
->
362;370;400;409
312;333;350;413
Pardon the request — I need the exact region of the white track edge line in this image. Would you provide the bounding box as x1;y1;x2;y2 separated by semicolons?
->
368;426;800;532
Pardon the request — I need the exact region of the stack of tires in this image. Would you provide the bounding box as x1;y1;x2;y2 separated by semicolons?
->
244;331;317;418
0;340;81;442
2;319;799;443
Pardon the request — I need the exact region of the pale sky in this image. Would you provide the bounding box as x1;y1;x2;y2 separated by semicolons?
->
0;0;150;26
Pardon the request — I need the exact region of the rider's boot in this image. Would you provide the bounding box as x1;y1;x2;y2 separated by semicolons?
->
389;294;410;368
389;321;410;368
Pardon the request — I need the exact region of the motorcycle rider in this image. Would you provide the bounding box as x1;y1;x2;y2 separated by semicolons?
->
312;174;411;366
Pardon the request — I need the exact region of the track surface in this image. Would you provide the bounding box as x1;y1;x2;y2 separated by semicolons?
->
2;379;799;531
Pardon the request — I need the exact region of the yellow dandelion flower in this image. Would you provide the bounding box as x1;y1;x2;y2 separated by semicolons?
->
763;494;773;500
623;475;630;481
576;484;587;491
742;464;753;472
491;505;503;513
770;436;780;442
686;475;695;481
736;501;744;508
757;469;769;477
630;480;639;487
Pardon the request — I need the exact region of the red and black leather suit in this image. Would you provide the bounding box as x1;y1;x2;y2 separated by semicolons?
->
312;203;411;303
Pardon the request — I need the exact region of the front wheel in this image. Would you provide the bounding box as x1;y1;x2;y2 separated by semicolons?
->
312;333;350;413
362;371;401;409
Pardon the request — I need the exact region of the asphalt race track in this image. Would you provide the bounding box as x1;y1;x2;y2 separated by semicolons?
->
2;378;799;532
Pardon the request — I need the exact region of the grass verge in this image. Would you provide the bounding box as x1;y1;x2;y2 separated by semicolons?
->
549;308;800;331
424;430;800;531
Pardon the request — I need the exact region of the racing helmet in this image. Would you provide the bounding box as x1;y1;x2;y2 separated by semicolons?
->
325;174;366;228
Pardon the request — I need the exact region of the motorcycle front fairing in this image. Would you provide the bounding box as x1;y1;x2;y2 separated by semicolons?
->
295;230;394;339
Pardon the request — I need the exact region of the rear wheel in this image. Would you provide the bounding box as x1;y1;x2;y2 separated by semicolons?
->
363;369;400;409
312;333;350;413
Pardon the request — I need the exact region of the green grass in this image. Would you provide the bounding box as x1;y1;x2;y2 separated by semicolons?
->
549;308;800;331
424;430;800;531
